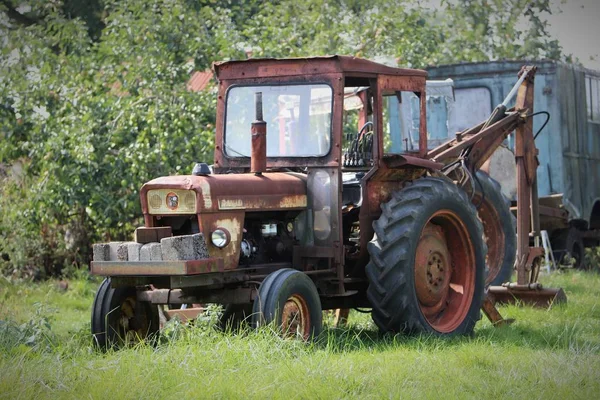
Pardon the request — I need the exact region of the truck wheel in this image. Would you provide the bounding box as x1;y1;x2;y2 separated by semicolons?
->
552;227;585;269
366;177;486;336
252;268;322;340
91;278;159;349
472;171;516;286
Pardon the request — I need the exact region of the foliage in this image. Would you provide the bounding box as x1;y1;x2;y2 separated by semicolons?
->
438;0;562;64
585;247;600;272
0;0;238;276
0;302;57;353
0;0;564;277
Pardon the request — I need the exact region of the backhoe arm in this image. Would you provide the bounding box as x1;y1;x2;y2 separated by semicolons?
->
428;66;565;320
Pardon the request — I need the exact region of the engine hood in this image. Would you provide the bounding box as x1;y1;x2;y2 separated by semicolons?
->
140;172;307;214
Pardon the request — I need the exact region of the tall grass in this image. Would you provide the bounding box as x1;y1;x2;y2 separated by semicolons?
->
1;271;600;399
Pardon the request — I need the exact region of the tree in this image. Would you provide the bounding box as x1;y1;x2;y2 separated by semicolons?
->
0;0;564;277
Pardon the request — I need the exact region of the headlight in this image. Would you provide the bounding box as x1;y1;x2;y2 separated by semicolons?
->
211;228;230;248
147;189;197;214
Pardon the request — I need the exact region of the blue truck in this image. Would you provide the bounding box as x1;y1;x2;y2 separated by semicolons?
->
425;60;600;268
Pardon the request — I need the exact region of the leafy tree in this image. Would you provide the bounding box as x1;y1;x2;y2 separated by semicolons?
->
0;0;564;277
438;0;562;64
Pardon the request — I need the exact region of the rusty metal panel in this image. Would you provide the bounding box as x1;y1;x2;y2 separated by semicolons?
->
147;189;197;215
141;173;307;214
198;212;244;270
91;258;224;276
213;56;427;81
306;168;339;247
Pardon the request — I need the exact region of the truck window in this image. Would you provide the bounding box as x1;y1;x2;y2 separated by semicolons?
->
587;76;600;123
382;92;421;154
449;87;492;134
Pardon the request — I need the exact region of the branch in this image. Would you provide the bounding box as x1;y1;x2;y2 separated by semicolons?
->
0;0;40;27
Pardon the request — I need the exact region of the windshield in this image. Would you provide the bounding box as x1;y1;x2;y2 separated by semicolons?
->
224;84;333;157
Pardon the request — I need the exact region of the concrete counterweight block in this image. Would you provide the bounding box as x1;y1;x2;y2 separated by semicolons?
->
127;242;143;261
92;243;110;261
140;242;163;261
161;233;209;261
108;242;129;261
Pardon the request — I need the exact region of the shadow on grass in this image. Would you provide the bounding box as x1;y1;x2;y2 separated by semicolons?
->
309;317;600;355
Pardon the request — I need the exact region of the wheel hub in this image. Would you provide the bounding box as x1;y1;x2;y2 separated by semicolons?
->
281;295;310;339
118;296;149;343
415;225;452;312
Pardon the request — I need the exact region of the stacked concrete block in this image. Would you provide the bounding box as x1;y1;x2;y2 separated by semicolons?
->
127;242;143;261
93;234;208;262
92;243;110;261
161;233;209;261
93;241;151;262
140;242;163;261
134;226;172;244
109;242;129;261
93;242;129;261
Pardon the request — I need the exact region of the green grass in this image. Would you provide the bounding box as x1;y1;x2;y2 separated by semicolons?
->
1;271;600;399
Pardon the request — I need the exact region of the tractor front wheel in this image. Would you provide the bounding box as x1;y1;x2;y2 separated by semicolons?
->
91;278;159;349
366;177;486;336
252;268;322;340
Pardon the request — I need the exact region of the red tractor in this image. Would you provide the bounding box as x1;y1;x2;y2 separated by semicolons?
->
90;56;563;348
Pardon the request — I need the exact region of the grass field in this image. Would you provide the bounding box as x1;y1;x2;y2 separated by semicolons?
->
1;270;599;399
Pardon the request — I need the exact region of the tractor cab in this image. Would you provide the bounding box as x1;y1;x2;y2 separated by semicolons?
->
209;56;442;276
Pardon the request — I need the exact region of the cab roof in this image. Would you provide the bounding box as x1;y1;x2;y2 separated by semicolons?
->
213;55;427;81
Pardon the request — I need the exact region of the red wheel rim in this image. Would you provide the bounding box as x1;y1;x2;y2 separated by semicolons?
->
281;294;311;340
473;193;506;286
414;210;476;333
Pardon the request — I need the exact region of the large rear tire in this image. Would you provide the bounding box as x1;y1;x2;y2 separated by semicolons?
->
472;171;516;286
252;268;322;340
366;177;486;336
91;278;159;349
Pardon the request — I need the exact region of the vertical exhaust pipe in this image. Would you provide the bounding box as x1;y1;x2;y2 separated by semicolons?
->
251;92;267;175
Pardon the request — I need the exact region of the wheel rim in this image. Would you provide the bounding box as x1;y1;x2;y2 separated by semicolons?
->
473;193;505;286
110;295;151;345
414;210;476;333
281;294;310;340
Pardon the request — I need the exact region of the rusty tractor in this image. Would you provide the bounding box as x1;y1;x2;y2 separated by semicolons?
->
90;56;564;348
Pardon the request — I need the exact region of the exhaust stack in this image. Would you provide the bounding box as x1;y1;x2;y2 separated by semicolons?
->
251;92;267;175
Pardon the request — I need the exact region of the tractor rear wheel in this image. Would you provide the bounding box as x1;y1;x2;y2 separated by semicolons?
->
252;268;322;340
472;171;516;286
91;278;159;349
366;177;486;336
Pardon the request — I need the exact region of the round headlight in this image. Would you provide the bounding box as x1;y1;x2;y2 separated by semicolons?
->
211;228;230;248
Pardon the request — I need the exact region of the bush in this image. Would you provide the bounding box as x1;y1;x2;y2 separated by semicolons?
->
0;1;239;277
0;303;57;353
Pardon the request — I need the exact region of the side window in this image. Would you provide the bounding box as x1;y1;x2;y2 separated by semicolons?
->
426;95;449;148
342;88;374;168
382;92;421;154
587;76;600;123
448;87;492;135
